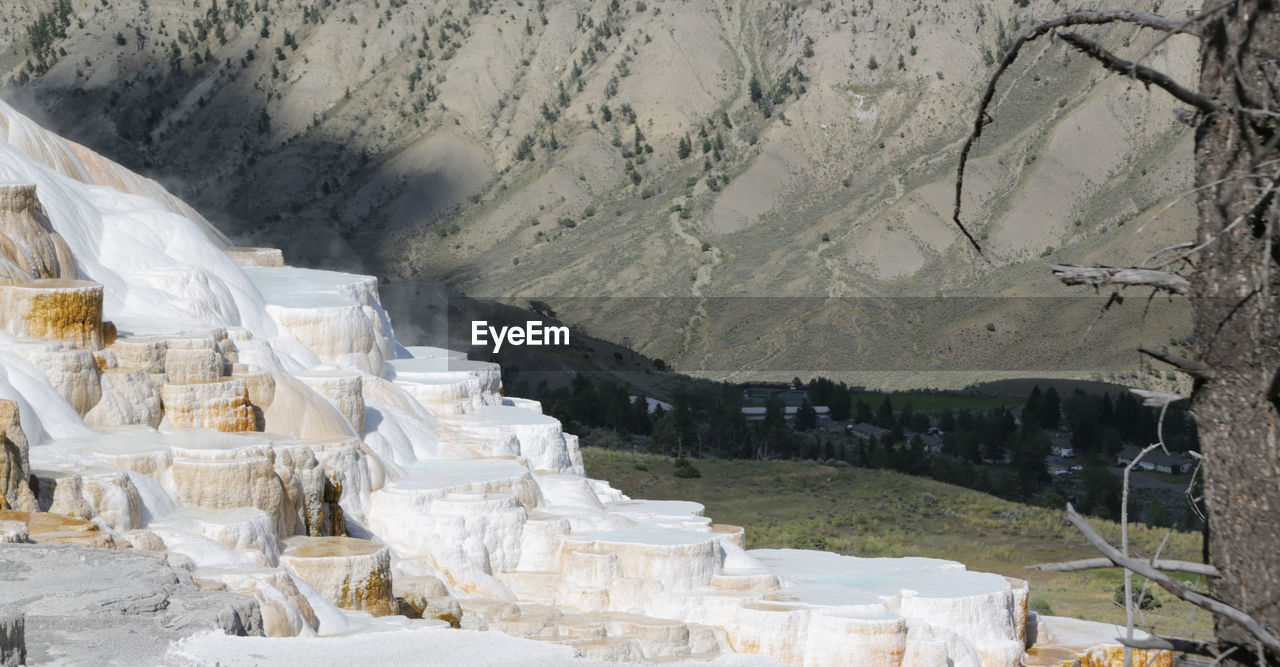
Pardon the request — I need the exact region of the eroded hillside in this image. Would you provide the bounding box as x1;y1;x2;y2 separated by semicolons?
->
0;0;1198;385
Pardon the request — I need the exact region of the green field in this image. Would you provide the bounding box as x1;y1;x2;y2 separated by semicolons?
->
582;447;1213;641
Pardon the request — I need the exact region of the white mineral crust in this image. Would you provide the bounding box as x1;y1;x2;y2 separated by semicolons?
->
0;98;1057;666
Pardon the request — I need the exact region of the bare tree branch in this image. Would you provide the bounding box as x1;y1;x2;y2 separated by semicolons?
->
1029;557;1221;577
1063;503;1280;654
1056;32;1218;114
952;10;1200;254
1119;636;1260;664
1118;635;1217;656
1050;264;1191;295
1138;347;1217;379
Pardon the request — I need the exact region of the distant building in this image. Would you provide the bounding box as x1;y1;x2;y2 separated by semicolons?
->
741;406;829;422
904;432;944;454
742;407;767;422
1116;446;1193;474
788;405;829;420
1049;435;1074;458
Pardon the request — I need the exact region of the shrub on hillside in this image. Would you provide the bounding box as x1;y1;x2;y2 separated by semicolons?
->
673;457;701;478
1112;585;1161;611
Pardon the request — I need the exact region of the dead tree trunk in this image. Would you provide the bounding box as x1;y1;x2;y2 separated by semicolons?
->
1191;0;1280;655
952;2;1280;661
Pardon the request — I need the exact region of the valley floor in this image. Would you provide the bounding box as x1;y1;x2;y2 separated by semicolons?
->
581;447;1213;641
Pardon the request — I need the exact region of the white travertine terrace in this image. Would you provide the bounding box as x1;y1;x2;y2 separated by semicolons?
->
0;279;105;349
224;247;285;268
0;98;1151;666
296;369;365;435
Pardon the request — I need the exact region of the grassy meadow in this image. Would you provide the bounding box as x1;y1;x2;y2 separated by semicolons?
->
582;447;1213;641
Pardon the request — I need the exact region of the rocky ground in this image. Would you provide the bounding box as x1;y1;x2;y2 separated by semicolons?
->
0;542;263;665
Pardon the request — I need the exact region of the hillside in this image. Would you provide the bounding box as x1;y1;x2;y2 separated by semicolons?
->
0;0;1198;385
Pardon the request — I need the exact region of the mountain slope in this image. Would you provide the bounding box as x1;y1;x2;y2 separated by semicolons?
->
0;0;1198;384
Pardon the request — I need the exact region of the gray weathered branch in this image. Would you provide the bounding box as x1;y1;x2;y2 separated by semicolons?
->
1129;388;1191;410
1117;636;1217;656
1050;264;1191;295
1063;503;1280;653
1138;347;1217;379
1057;32;1219;114
952;10;1200;254
1029;556;1221;577
1118;636;1261;663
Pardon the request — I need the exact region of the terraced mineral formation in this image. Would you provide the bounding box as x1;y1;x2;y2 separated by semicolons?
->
224;247;285;268
0;279;105;349
161;379;256;432
0;400;34;511
32;464;142;531
296;369;364;434
0;182;77;284
280;536;396;616
84;368;163;428
0;98;1164;666
12;342;101;415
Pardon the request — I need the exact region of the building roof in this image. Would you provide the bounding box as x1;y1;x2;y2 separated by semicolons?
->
850;423;890;437
905;432;943;448
740;406;830;417
785;406;829;415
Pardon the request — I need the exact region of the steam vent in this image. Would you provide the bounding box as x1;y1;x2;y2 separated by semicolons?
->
0;100;1161;666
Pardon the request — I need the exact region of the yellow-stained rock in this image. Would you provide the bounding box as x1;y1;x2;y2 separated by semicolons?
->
280;536;396;616
161;378;256;432
1006;576;1030;646
1073;644;1173;667
0;279;104;349
0;509;116;548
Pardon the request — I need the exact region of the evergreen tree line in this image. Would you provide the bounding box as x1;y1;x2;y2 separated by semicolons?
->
513;373;1199;527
